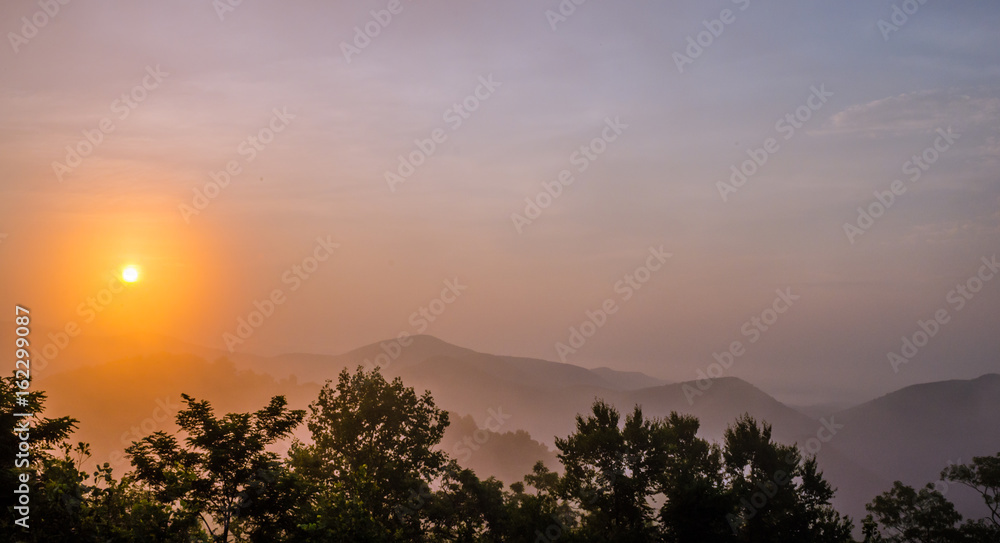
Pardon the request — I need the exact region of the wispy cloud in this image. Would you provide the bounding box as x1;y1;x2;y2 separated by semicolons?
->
822;88;1000;137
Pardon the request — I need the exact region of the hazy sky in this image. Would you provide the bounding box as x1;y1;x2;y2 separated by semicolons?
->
2;1;998;404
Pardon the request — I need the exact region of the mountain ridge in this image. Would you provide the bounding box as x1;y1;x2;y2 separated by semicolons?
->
28;332;1000;525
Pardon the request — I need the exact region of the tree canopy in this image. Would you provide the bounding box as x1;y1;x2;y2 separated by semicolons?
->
3;368;997;542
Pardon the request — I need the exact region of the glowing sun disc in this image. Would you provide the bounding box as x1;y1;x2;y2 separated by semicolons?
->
122;266;140;283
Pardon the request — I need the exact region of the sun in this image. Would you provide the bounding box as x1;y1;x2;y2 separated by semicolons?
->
122;265;140;283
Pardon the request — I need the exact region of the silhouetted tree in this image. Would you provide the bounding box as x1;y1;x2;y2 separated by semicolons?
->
2;374;195;543
502;461;577;543
25;371;985;542
656;413;734;543
38;444;201;542
126;394;304;542
941;453;1000;532
863;456;1000;543
284;469;390;543
555;400;666;542
722;415;853;542
290;366;450;540
424;461;508;542
1;374;78;539
862;481;964;543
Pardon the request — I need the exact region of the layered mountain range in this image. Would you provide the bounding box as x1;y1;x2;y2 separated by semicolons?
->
22;331;1000;525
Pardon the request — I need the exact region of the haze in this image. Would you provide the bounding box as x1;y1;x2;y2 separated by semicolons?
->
2;1;999;406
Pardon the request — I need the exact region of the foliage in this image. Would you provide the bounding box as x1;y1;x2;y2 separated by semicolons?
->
1;374;199;543
126;394;305;542
290;366;450;541
656;413;732;542
8;366;1000;542
862;482;964;543
863;462;1000;543
555;400;664;541
722;415;854;542
941;453;1000;531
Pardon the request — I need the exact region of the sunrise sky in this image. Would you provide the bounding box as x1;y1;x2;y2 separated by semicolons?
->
1;1;998;403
